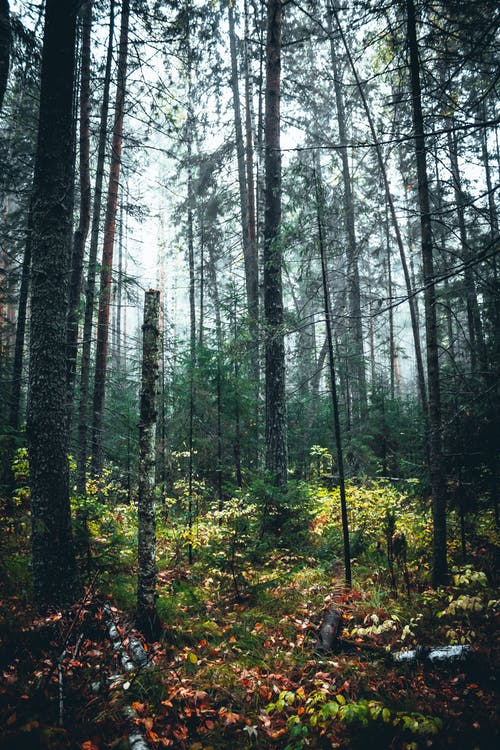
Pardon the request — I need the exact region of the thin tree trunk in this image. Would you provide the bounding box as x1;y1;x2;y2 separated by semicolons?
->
91;0;130;475
26;0;80;607
328;1;428;418
229;2;259;389
480;108;500;372
198;215;204;348
76;0;115;494
244;0;259;338
116;197;124;369
385;201;397;399
137;289;162;640
264;0;287;490
406;0;447;587
66;0;92;430
327;3;367;420
0;0;10;113
447;123;486;374
8;224;31;437
315;168;351;588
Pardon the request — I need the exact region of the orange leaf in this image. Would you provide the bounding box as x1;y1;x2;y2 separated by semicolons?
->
132;702;145;713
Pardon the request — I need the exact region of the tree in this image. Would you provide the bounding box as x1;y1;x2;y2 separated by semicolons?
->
76;0;116;494
264;0;287;491
66;0;92;429
0;0;9;112
137;289;162;639
91;0;130;475
315;165;351;588
326;0;367;423
26;0;79;606
406;0;447;586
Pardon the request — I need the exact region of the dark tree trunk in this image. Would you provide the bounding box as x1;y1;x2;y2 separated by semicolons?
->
447;124;486;374
26;0;80;607
328;2;428;419
0;0;10;112
327;3;367;421
91;0;129;475
66;0;92;430
406;0;447;587
244;0;259;364
264;0;287;490
76;0;115;494
229;2;259;389
137;290;162;640
315;168;351;589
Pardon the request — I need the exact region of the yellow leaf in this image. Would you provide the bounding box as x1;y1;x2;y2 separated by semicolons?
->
188;651;198;664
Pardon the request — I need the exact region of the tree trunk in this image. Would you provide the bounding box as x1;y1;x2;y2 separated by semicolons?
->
137;290;162;640
66;0;92;430
264;0;287;490
315;168;351;589
406;0;447;587
26;0;79;607
229;2;259;388
0;0;10;113
76;0;115;494
244;0;259;400
327;3;367;421
91;0;129;475
8;224;31;437
328;2;428;418
447;123;486;374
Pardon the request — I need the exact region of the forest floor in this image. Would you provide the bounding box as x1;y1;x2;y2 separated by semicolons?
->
0;481;499;749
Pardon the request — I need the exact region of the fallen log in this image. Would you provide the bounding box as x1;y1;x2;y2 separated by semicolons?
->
315;608;343;652
102;604;152;750
394;644;471;664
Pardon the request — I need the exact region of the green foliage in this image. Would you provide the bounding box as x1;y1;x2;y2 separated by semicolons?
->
267;689;443;750
246;477;313;546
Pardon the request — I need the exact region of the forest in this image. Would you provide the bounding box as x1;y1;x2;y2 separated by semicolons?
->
0;0;498;747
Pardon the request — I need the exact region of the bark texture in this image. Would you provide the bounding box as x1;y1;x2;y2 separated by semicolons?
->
406;0;447;587
91;0;129;474
26;0;79;606
264;0;287;490
137;290;162;639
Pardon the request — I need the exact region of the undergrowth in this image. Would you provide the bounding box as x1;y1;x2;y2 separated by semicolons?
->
0;479;498;749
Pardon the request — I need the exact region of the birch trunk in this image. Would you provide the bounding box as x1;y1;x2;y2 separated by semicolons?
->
137;290;162;639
